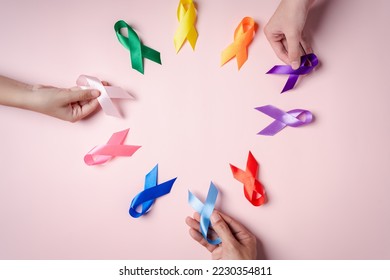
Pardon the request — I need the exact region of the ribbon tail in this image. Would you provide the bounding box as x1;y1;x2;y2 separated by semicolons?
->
188;191;204;213
221;43;237;66
142;45;162;65
105;86;132;99
236;47;248;70
130;177;176;218
281;74;299;93
246;151;259;178
258;120;287;136
145;164;158;189
187;27;198;50
230;164;248;183
130;43;144;74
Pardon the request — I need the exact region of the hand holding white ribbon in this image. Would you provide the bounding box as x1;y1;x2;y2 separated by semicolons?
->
76;75;132;117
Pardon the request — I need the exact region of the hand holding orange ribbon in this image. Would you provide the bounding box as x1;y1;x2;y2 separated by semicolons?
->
174;0;198;52
230;151;267;206
221;17;256;70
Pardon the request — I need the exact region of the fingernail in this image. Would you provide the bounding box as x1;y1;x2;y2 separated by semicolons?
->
91;90;100;97
291;61;300;70
210;213;221;223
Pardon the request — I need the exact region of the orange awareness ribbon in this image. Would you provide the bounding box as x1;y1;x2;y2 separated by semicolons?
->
229;151;267;206
174;0;198;52
221;17;256;70
84;129;141;166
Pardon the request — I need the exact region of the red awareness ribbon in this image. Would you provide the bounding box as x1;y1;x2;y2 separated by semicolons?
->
229;151;267;206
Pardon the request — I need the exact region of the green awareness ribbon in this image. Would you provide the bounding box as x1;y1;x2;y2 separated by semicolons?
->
114;20;161;74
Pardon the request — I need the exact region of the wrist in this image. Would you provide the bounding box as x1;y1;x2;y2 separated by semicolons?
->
17;84;42;112
282;0;314;9
25;85;57;114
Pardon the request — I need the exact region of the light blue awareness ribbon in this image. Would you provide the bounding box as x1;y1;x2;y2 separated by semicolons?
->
188;182;221;245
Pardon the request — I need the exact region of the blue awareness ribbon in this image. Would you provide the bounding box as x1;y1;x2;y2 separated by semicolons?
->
188;182;221;245
129;164;177;218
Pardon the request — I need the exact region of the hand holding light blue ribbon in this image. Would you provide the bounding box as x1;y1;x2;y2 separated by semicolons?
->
188;182;221;245
266;53;318;93
255;105;313;136
129;165;177;218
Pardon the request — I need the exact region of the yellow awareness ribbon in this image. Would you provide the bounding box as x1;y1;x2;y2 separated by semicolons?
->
221;17;256;70
174;0;198;53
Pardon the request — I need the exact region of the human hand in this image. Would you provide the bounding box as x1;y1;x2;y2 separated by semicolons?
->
264;0;314;69
30;84;103;122
185;210;257;260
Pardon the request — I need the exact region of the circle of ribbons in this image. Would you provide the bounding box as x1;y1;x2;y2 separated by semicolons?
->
81;4;320;247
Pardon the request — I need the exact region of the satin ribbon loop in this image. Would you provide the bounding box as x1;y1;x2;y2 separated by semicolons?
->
255;105;313;136
174;0;198;52
230;151;266;206
129;164;177;218
84;128;141;165
266;53;318;93
114;20;162;74
221;17;256;70
76;75;132;117
188;182;221;245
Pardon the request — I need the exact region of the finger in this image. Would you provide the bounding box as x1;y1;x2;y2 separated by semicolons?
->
186;216;200;232
189;214;220;241
300;38;313;54
285;32;302;69
264;27;289;64
186;216;218;252
193;212;200;222
101;81;110;86
189;228;218;253
72;98;100;122
214;211;249;235
70;86;82;92
216;211;256;248
268;40;289;65
78;100;89;106
210;212;238;245
67;89;100;103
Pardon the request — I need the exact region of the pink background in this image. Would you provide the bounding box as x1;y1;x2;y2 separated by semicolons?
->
0;0;389;259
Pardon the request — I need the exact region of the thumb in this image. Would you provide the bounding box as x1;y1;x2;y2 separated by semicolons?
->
286;33;302;70
68;89;100;103
210;212;237;245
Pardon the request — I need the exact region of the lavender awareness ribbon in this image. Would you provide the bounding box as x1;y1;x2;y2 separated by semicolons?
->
255;105;313;136
266;53;318;93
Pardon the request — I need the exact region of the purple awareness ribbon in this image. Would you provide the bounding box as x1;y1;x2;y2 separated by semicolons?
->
255;105;313;136
266;53;318;93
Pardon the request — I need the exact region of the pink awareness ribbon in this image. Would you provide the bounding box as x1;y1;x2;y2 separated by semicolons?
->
76;75;132;117
84;128;141;166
